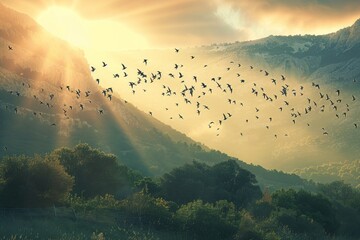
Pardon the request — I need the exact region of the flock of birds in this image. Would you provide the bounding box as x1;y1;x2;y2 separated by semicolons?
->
1;44;359;152
89;48;359;138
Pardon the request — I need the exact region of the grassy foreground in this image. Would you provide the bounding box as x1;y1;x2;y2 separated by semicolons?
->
0;209;186;240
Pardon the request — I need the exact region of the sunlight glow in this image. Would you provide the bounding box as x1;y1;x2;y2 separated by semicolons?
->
37;6;149;53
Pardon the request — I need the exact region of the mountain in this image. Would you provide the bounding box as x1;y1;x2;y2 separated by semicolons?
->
218;18;360;88
98;19;360;185
0;3;314;191
196;19;360;184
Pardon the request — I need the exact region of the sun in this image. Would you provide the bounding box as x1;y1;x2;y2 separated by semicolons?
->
37;7;89;49
36;6;149;54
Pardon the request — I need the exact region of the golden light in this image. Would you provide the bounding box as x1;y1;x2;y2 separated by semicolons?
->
37;7;88;49
36;6;149;55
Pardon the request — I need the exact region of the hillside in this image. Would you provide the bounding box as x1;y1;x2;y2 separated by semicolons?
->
294;160;360;188
186;19;360;181
0;3;314;191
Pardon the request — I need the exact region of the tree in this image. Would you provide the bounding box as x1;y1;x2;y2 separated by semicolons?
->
0;155;73;207
209;160;262;207
272;189;339;235
51;144;140;198
160;161;209;204
318;181;360;210
160;160;262;207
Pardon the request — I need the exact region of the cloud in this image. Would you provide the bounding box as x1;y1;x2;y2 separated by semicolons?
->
220;0;360;35
1;0;360;47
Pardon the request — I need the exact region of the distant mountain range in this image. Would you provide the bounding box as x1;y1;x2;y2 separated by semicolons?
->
214;18;360;85
0;3;316;191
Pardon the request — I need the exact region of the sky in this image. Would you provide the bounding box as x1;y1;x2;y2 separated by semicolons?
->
1;0;360;50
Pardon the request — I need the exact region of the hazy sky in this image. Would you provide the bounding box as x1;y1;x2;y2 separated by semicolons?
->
2;0;360;49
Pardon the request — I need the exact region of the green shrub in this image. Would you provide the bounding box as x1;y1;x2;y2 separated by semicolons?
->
0;155;73;207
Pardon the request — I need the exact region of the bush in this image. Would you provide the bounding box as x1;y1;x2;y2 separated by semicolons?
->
120;192;173;228
175;200;238;240
0;155;73;207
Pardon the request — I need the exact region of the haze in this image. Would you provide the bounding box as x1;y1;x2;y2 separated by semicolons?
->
1;0;359;171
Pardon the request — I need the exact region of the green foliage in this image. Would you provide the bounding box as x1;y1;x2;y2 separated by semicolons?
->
318;181;360;211
120;192;173;228
160;160;262;207
250;201;274;220
135;177;161;196
272;189;339;235
0;155;73;207
235;212;264;240
66;194;122;211
175;200;238;240
273;208;325;235
50;144;141;198
2;145;360;239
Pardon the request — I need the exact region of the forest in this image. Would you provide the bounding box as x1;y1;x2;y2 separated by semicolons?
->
0;144;359;240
